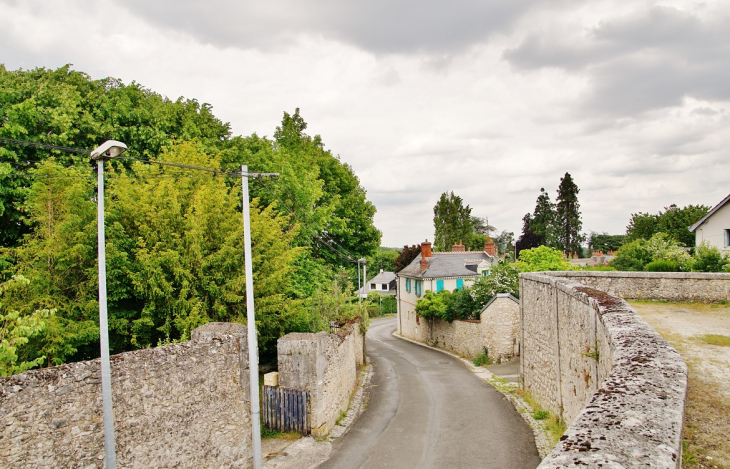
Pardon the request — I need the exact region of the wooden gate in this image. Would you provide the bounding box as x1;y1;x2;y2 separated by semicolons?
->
262;385;310;434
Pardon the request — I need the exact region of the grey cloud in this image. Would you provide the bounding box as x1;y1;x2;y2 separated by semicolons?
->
114;0;536;55
504;6;730;116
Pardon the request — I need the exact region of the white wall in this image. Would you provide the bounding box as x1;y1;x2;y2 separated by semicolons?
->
695;202;730;254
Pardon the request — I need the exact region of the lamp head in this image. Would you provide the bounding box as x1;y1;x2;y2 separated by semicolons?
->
90;140;128;161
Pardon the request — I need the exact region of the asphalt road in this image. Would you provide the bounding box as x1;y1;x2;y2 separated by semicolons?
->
318;317;541;469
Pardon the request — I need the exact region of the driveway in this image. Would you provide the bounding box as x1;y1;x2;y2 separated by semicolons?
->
317;317;541;469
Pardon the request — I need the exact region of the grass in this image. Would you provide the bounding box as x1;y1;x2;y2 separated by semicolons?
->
695;334;730;347
473;352;492;367
335;409;347;426
516;389;567;446
260;427;301;440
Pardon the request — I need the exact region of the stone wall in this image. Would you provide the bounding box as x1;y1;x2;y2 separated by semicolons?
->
399;294;520;361
0;322;251;469
521;273;689;468
277;320;363;437
543;270;730;302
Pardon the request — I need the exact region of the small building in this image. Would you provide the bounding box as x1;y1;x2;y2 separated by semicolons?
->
358;270;397;299
690;193;730;254
395;239;499;331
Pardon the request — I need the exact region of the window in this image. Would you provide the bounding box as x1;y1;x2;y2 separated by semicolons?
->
482;269;490;276
726;229;730;248
456;279;463;290
371;283;376;289
436;280;444;292
406;278;411;293
415;280;422;297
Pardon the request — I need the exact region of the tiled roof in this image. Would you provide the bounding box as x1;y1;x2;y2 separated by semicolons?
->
398;251;493;279
367;271;396;284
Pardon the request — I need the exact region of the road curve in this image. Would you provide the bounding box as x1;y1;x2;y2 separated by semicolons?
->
317;317;541;469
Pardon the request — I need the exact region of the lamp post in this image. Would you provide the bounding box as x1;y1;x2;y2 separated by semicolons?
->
91;140;128;469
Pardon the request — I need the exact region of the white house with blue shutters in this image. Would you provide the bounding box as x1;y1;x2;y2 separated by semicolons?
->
396;239;498;330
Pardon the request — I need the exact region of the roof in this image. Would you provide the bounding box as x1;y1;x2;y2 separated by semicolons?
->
367;271;396;284
689;193;730;232
398;251;494;279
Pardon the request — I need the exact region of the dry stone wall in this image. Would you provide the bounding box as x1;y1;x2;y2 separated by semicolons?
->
398;294;519;361
0;322;252;469
521;273;689;468
277;320;363;437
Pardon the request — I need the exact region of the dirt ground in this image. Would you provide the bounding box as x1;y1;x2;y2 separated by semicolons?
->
629;301;730;469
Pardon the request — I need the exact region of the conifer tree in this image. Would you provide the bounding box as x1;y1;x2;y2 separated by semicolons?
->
555;172;583;256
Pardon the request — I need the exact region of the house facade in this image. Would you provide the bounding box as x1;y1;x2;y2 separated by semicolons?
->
396;239;498;334
359;270;396;298
689;193;730;254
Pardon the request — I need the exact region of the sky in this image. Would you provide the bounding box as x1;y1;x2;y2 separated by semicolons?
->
2;0;729;248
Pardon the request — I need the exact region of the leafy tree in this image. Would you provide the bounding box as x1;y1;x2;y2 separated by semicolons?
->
433;191;473;252
516;213;541;255
415;290;455;321
471;216;496;236
393;244;421;272
0;276;53;376
626;204;710;247
609;239;651;271
588;232;627;253
494;230;516;260
555;173;583;256
515;246;572;272
366;248;399;274
470;263;520;305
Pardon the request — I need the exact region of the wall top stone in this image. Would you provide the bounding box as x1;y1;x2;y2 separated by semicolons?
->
523;270;730;280
191;321;248;340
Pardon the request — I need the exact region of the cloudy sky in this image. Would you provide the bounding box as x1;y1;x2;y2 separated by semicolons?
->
2;0;729;248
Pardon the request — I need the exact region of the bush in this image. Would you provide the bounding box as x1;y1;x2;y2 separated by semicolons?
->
645;259;680;272
692;242;729;272
611;233;691;271
514;246;572;272
471;263;520;306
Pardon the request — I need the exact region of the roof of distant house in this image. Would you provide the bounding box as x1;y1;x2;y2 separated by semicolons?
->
689;193;730;232
398;251;493;279
368;271;396;284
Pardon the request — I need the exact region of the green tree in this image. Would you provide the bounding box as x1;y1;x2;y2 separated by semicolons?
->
516;213;541;255
610;233;691;271
626;204;710;247
470;263;520;305
588;232;627;253
367;248;399;274
531;188;557;247
555;173;583;255
433;191;473;251
515;246;572;272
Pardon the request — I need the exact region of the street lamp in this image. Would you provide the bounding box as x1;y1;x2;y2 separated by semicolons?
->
91;140;127;469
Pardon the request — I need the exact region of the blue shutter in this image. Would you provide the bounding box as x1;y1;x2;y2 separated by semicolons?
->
436;280;444;292
456;279;463;290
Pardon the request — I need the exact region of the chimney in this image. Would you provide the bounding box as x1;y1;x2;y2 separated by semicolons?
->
452;240;465;252
420;239;432;271
484;237;497;257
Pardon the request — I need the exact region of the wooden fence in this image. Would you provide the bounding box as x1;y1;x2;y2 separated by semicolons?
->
262;385;310;435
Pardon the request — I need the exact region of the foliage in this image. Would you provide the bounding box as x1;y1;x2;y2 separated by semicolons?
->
645;259;680;272
474;347;492;367
433;191;473;252
514;246;572;272
531;188;557;247
691;242;729;272
516;213;541;255
307;271;367;333
365;292;396;317
610;233;691;271
366;248;399;274
0;276;53;376
471;216;496;236
415;290;455;321
588;232;627;252
393;244;421;273
555;172;584;256
626;204;710;247
471;263;520;305
493;230;516;260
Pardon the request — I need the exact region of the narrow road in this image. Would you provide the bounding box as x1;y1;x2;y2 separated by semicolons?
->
318;317;541;469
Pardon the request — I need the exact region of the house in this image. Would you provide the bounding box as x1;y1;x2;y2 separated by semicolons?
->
358;270;397;299
395;239;499;327
689;193;730;254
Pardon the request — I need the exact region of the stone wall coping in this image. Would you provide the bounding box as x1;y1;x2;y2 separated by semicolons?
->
525;270;730;280
481;292;520;311
525;273;688;468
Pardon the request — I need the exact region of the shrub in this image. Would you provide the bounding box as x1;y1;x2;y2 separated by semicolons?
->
691;241;729;272
645;259;680;272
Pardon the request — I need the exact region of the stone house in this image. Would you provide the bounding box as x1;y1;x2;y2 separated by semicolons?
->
690;193;730;254
395;239;499;321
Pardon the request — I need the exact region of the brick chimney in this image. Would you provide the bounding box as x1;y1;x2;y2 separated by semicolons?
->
420;239;432;271
484;237;497;257
452;241;465;252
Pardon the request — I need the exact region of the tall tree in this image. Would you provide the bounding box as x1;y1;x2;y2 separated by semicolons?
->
433;191;473;251
555;172;583;256
531;188;556;247
393;245;421;273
